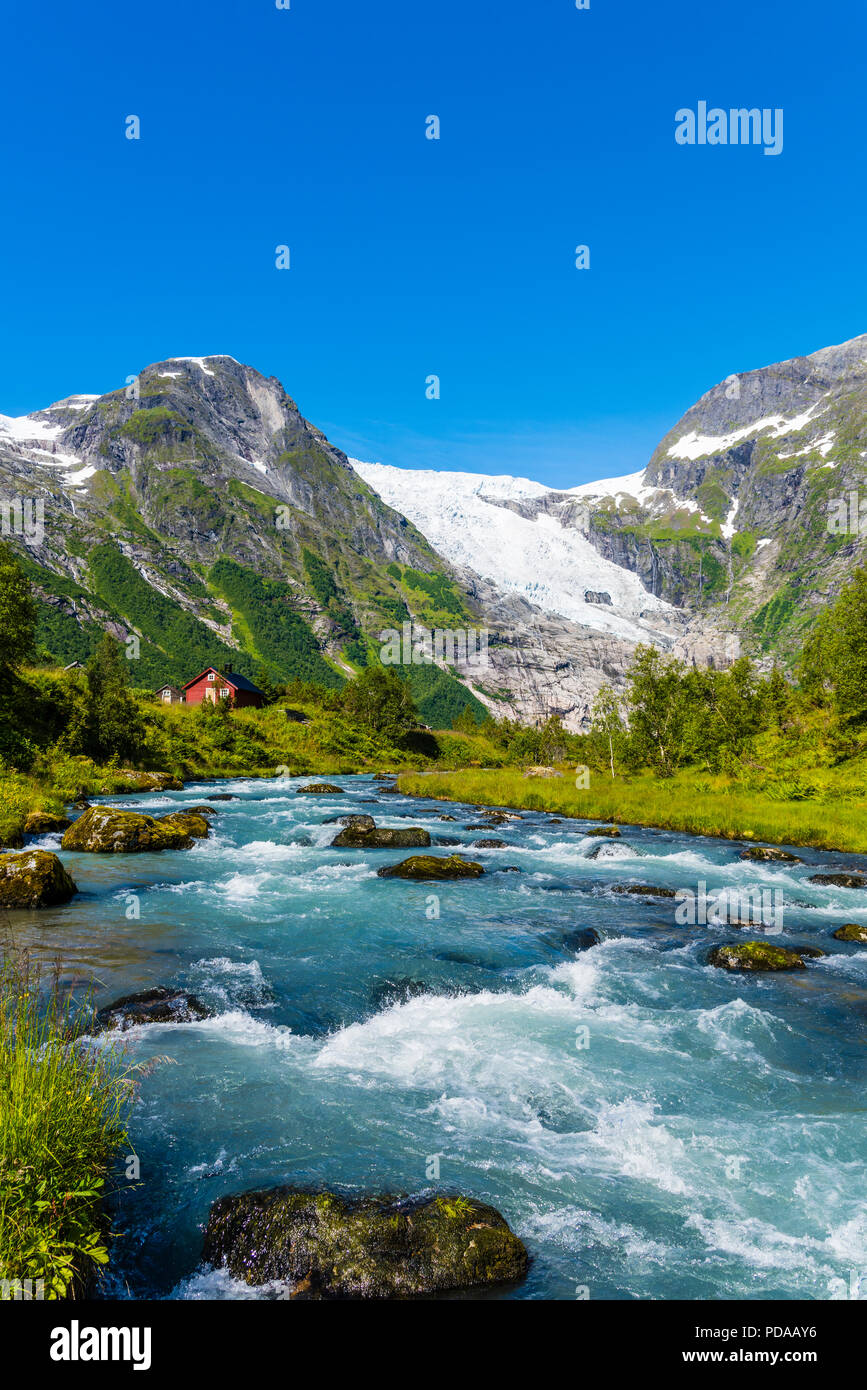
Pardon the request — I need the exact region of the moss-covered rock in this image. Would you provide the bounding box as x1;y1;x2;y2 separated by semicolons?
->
708;941;807;972
103;771;184;792
612;884;676;898
739;846;802;863
377;854;485;881
332;825;432;849
0;850;78;908
809;873;867;889
833;923;867;942
23;811;72;835
61;806;200;853
201;1188;529;1298
186;805;219;817
296;783;344;795
585;825;621;838
473;838;507;848
95;987;212;1032
157;811;211;840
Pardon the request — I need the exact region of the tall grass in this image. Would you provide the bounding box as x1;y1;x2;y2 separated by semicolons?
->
0;955;132;1299
398;768;867;854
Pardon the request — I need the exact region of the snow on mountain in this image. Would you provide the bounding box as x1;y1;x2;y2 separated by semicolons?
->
351;460;677;643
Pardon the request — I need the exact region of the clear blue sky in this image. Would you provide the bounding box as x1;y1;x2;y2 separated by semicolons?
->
2;0;865;487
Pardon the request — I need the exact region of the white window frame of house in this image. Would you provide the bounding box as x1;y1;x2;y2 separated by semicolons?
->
207;672;215;682
219;687;230;699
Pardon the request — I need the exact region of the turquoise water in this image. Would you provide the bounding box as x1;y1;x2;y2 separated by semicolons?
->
18;775;867;1300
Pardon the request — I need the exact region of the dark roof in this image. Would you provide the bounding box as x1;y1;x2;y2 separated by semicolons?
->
181;666;264;695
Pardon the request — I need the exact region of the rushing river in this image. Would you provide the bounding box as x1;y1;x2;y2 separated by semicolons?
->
14;775;867;1300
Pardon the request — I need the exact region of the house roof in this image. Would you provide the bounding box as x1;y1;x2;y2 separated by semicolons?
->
181;666;265;695
155;684;182;694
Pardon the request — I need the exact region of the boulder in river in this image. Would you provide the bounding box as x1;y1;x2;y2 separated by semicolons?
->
585;825;621;838
473;838;507;848
561;927;603;952
808;873;867;889
296;783;344;795
708;942;807;972
201;1188;529;1298
323;814;376;828
435;836;462;846
833;923;867;942
0;850;77;908
105;770;184;792
61;806;204;853
332;825;431;849
378;855;485;881
24;810;71;835
438;814;457;822
95;987;212;1031
739;846;802;863
185;805;219;817
158;811;211;839
612;884;676;898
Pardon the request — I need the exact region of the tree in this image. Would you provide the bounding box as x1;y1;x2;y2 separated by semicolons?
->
590;685;625;778
85;633;146;762
342;664;418;740
798;568;867;720
0;542;36;679
624;646;690;776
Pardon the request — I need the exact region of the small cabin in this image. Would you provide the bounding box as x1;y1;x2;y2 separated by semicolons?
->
181;666;265;709
155;684;184;705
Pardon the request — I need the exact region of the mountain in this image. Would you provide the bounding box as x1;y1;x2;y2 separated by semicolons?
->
353;332;867;671
0;355;657;729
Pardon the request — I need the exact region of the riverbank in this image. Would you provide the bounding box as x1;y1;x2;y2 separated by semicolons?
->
396;767;867;854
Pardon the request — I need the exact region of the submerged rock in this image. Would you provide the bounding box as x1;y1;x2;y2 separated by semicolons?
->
435;836;462;846
0;850;77;908
739;846;802;863
795;945;827;958
378;855;485;881
369;977;432;1009
438;814;457;822
296;783;344;795
209;794;238;801
473;838;507;848
201;1188;529;1298
322;814;376;829
61;806;204;853
585;825;621;838
708;942;807;972
586;841;633;860
561;928;603;952
833;923;867;942
95;987;212;1031
808;873;867;889
612;884;676;898
185;805;219;817
332;826;431;849
24;810;71;835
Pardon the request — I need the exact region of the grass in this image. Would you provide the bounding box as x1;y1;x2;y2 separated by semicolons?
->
396;767;867;854
0;957;133;1299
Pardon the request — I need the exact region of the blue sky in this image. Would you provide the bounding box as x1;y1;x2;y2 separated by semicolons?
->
2;0;865;487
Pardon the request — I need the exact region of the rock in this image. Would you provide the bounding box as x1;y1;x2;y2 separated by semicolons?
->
24;811;71;835
612;884;676;898
561;928;603;951
739;846;802;863
473;839;507;848
209;794;238;801
795;946;827;958
377;855;485;881
296;783;344;795
73;799;91;811
708;942;807;972
585;825;621;838
833;923;867;942
808;873;867;889
584;590;612;606
332;826;432;849
438;814;457;822
201;1188;528;1298
0;832;23;849
95;987;212;1032
369;978;431;1009
323;814;376;829
185;805;219;817
478;810;522;824
61;806;201;853
157;811;211;839
497;865;522;873
586;841;633;859
377;785;401;795
0;850;78;908
435;837;462;846
465;823;496;831
107;771;184;792
523;767;563;779
547;819;563;825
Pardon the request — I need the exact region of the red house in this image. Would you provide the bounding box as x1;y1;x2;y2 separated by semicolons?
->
182;666;265;709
